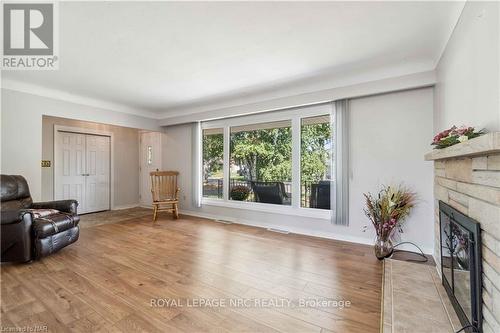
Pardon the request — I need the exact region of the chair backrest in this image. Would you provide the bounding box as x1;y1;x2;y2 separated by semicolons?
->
150;171;179;202
250;181;285;205
0;175;33;210
310;180;331;210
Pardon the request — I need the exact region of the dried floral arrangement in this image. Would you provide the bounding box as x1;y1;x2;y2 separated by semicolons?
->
363;185;416;241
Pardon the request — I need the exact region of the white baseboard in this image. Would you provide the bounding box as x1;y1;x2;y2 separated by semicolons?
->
178;209;434;255
112;203;141;210
179;209;375;247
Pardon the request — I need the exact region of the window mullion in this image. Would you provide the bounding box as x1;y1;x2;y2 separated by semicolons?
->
291;117;301;208
223;126;230;201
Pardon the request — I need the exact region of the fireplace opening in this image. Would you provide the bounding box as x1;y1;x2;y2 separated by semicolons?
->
439;201;482;333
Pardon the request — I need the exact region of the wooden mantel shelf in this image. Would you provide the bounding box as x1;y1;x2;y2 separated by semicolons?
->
425;132;500;161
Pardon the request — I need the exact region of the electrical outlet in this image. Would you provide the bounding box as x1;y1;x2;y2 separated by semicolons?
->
362;225;368;232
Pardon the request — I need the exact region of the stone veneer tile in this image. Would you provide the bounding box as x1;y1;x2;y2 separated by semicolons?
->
445;158;472;182
472;156;488;170
434;161;445;169
483;247;500;278
448;199;469;215
434;184;449;202
492;285;500;327
483;289;494;315
435;168;446;177
488;154;500;171
483;321;495;333
482;232;500;253
472;170;500;187
456;182;500;206
483;274;493;294
448;190;470;207
436;177;458;190
483;262;500;293
468;198;500;237
484;307;500;333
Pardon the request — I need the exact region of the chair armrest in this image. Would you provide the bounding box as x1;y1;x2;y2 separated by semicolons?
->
32;200;78;215
1;210;26;225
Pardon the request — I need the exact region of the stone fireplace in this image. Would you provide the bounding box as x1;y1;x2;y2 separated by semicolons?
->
426;133;500;333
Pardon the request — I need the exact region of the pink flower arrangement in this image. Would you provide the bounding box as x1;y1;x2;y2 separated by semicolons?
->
432;125;485;149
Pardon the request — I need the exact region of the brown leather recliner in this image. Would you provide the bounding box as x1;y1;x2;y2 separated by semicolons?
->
1;175;80;262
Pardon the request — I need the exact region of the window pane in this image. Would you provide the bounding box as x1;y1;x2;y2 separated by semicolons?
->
230;120;292;205
202;128;224;199
301;115;332;209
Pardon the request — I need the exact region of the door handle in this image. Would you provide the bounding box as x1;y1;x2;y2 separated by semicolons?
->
82;173;90;176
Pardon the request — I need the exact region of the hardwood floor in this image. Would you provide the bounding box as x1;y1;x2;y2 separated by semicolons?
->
1;211;382;333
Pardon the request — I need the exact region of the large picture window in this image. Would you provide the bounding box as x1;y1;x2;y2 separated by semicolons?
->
199;103;345;220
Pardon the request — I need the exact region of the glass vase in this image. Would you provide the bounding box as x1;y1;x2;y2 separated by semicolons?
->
374;236;393;260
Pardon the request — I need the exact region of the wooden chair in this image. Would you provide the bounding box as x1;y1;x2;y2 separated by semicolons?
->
150;171;180;222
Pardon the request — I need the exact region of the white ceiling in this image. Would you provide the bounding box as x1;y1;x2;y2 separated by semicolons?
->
2;1;464;119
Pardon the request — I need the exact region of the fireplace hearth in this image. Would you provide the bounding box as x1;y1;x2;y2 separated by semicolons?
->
439;201;482;332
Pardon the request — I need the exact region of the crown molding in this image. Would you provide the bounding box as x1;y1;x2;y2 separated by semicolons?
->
1;79;161;120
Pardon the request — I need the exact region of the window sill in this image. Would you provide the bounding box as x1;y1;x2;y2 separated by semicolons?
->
201;198;332;220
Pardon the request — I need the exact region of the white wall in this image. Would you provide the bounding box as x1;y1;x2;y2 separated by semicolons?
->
434;1;500;132
1;89;161;201
163;88;435;253
349;88;434;252
41;116;141;207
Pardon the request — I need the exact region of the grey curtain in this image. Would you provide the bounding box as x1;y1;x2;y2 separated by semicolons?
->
192;122;202;208
333;99;349;225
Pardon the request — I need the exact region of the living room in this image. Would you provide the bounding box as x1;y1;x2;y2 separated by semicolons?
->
1;1;499;333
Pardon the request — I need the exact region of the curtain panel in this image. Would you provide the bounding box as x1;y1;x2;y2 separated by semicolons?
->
333;99;349;226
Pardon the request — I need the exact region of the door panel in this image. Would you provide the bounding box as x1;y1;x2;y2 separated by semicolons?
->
85;135;110;213
56;131;111;214
56;132;86;211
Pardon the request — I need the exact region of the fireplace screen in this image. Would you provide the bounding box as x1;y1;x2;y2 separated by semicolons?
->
439;201;482;332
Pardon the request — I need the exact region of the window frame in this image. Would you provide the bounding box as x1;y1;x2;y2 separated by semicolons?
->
200;104;334;220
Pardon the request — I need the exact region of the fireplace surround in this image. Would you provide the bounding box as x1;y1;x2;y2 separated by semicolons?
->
439;200;482;332
425;132;500;333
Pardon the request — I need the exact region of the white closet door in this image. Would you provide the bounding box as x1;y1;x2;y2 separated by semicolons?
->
85;135;111;213
55;132;86;210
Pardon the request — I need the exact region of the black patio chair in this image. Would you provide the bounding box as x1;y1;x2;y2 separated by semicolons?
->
310;180;331;210
250;181;289;205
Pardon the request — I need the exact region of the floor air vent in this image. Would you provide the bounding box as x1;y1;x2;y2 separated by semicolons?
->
267;228;290;234
214;219;233;224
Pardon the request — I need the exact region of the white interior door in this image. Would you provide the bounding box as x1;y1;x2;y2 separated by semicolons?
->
140;131;162;206
85;135;111;213
55;132;86;209
55;131;111;214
